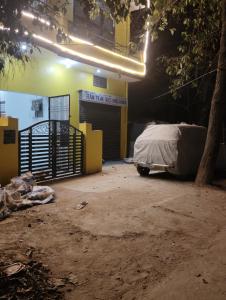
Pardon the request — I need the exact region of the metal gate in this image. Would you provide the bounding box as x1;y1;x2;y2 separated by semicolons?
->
19;120;84;182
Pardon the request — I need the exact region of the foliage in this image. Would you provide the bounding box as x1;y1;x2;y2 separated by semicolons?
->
0;0;68;72
152;0;221;97
80;0;221;98
79;0;147;22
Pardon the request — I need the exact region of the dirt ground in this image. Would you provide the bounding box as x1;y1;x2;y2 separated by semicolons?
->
1;162;226;300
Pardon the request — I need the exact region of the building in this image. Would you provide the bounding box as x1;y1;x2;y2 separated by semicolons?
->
0;0;149;162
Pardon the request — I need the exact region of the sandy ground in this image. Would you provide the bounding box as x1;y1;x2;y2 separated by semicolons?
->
1;162;226;300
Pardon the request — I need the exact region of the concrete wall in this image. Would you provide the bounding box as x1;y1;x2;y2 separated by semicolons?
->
0;91;49;130
79;123;103;174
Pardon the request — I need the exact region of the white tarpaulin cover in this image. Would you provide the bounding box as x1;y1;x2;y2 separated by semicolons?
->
134;124;207;175
0;172;55;221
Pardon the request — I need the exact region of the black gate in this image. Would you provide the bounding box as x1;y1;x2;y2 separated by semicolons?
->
19;120;84;182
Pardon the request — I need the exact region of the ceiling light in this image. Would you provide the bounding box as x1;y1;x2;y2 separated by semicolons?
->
21;44;27;51
59;58;78;68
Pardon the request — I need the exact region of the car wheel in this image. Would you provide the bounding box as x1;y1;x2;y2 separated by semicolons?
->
137;165;150;176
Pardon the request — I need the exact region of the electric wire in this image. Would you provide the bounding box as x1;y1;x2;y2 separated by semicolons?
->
151;68;217;101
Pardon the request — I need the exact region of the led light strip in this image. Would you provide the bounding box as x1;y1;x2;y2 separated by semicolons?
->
33;34;146;76
144;0;150;64
22;10;145;66
68;35;94;46
0;25;10;31
22;11;50;26
94;45;144;66
69;35;144;67
21;4;150;76
143;0;150;74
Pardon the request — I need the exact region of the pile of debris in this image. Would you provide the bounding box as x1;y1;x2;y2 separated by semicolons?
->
0;172;55;221
0;260;63;299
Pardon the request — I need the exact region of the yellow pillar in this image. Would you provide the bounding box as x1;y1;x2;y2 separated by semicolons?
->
120;81;128;159
0;117;18;186
120;106;128;159
115;17;130;55
79;123;103;174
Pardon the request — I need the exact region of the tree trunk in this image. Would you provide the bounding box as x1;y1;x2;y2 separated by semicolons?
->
195;0;226;185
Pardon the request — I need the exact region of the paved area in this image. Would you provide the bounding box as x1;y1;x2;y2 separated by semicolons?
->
0;162;226;299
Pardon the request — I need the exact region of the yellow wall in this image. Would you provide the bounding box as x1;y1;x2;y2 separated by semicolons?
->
0;117;18;186
115;18;130;55
120;82;128;158
0;49;128;159
79;123;103;174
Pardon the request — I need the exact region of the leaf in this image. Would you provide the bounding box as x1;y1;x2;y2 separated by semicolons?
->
169;28;176;35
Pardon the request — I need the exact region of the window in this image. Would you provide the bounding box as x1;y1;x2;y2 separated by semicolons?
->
93;75;107;88
72;0;115;49
31;99;43;118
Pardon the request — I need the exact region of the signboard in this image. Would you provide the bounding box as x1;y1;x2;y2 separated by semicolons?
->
79;90;127;107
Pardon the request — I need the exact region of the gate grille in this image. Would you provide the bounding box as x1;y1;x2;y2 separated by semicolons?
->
19;120;84;182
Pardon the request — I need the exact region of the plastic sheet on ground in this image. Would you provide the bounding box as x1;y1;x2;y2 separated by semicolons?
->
0;172;54;221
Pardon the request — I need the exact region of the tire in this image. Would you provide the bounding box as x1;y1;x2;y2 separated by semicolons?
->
137;165;150;176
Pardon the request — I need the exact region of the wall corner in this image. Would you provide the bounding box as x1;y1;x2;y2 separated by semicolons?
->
79;122;103;174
